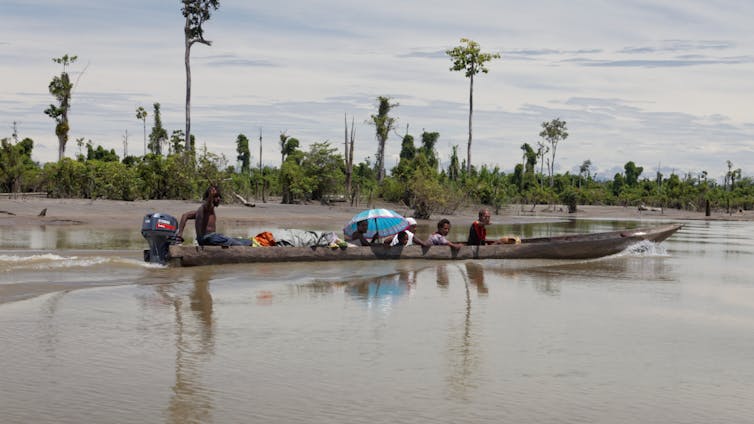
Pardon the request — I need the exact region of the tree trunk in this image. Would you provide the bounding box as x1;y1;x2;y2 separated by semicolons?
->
184;22;192;153
142;120;147;156
257;130;262;200
57;107;69;161
261;171;266;204
58;133;66;162
539;155;545;184
549;145;557;187
377;138;385;183
467;73;474;174
344;114;355;203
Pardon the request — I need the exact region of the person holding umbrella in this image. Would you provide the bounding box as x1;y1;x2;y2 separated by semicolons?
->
343;209;410;246
350;219;381;246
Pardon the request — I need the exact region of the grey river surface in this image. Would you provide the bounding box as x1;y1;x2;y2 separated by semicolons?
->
1;219;753;423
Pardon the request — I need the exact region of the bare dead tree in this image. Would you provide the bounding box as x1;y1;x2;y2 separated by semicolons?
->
344;113;356;204
258;128;266;203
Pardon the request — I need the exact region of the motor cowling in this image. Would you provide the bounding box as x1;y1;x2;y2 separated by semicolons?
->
141;213;179;264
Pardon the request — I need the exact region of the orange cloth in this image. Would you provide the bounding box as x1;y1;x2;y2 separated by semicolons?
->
253;231;276;247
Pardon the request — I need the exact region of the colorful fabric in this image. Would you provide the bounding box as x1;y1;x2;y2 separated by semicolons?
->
253;231;276;247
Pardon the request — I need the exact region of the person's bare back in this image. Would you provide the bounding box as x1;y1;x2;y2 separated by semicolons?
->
177;186;222;243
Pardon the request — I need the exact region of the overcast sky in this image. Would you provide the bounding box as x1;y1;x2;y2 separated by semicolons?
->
2;0;754;181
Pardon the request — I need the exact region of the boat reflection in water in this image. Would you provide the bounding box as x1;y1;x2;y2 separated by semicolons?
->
345;269;418;312
306;263;494;399
346;271;416;304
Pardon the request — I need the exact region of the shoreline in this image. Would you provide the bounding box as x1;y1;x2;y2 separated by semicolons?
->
1;198;751;231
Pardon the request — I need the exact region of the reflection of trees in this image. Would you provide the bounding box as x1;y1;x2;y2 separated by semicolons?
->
533;277;561;296
464;262;488;295
445;264;483;399
38;291;67;361
163;268;216;424
436;265;449;289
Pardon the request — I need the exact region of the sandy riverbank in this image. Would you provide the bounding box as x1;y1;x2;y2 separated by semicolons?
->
1;197;751;231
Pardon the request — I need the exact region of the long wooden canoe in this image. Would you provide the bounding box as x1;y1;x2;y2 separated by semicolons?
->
166;223;682;267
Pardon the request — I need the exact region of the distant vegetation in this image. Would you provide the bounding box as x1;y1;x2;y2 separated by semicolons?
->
3;109;753;218
4;29;753;217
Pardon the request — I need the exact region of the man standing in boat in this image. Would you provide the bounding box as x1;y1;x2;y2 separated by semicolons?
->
176;185;252;246
467;209;520;245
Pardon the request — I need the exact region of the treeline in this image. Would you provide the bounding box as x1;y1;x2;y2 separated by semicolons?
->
19;39;750;217
16;41;750;217
2;126;754;218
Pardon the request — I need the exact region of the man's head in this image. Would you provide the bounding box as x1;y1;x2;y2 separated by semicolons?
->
356;219;369;233
204;185;222;206
478;209;491;225
406;217;417;232
396;231;409;245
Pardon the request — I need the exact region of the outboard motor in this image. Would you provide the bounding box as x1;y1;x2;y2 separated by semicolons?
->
141;213;179;264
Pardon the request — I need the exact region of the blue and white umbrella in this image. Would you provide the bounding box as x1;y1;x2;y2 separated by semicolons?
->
343;209;409;239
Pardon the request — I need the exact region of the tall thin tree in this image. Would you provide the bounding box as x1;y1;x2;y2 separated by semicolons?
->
11;121;19;143
369;96;398;182
236;133;250;174
44;54;78;161
135;106;147;156
181;0;219;151
258;128;263;202
279;132;297;165
539;118;569;187
448;145;460;181
148;103;168;155
579;159;592;188
446;38;500;173
344;113;356;202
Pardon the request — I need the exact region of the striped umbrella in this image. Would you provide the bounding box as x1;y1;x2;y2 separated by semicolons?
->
343;209;409;239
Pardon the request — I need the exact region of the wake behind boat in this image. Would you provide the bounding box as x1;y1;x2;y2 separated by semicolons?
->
154;223;682;267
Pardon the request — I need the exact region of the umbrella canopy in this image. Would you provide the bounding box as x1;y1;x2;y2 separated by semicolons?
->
343;209;409;239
